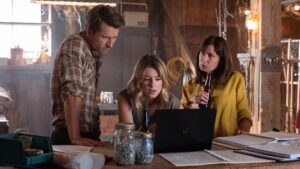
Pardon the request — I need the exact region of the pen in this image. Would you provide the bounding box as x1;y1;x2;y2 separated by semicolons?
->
204;149;229;163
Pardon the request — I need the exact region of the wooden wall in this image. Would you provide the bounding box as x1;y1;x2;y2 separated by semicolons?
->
99;27;151;96
7;0;300;136
148;0;245;71
0;66;52;136
282;16;300;39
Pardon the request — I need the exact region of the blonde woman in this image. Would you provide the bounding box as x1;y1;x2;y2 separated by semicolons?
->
118;54;180;133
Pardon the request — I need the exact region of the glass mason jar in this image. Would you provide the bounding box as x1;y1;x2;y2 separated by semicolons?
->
113;123;136;166
135;131;153;164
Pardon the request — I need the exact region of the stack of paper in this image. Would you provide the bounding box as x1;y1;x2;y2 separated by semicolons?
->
254;131;300;141
222;131;300;161
213;131;300;149
247;142;300;159
213;133;273;149
159;150;274;167
237;141;300;161
160;131;300;166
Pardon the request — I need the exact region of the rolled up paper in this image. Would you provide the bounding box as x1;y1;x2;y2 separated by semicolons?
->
52;145;105;169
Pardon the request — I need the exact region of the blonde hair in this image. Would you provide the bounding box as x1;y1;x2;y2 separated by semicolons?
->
127;54;171;111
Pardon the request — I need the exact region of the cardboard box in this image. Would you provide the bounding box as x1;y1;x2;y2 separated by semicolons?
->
0;133;53;167
123;11;149;27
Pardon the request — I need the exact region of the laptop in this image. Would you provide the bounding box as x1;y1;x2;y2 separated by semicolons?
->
154;108;216;153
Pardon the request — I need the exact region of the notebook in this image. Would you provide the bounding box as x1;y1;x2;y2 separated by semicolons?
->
154;108;216;153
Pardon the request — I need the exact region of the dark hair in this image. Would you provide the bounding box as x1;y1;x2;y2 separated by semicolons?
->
196;35;233;86
86;5;124;33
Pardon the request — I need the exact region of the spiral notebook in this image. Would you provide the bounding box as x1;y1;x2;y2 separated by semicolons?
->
154;108;216;153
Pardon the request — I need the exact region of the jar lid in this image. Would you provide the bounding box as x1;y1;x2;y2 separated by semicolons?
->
115;122;135;130
135;131;153;138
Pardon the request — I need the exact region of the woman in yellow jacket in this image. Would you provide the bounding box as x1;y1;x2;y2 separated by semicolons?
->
181;35;252;137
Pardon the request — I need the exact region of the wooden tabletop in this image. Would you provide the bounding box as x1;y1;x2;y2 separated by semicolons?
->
3;142;300;169
92;142;300;169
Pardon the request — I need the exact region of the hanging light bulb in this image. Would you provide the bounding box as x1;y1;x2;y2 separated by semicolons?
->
294;4;300;11
246;19;256;30
245;14;258;31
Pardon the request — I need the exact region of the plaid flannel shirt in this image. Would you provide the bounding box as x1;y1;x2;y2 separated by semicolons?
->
51;32;102;133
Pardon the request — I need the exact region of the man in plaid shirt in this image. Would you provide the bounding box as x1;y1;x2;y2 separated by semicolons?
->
50;5;124;146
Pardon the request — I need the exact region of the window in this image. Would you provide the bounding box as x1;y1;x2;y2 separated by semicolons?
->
0;0;51;64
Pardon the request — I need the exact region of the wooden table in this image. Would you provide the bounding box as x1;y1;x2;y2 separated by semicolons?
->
2;142;300;169
92;143;300;169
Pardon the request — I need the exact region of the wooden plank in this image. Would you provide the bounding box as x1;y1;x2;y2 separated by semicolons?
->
250;0;282;132
164;0;236;27
161;0;196;75
260;72;282;131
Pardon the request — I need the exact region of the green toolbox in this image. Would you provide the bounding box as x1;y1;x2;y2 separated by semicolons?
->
0;133;53;167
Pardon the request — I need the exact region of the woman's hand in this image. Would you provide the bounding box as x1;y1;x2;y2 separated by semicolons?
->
194;87;210;105
235;118;252;135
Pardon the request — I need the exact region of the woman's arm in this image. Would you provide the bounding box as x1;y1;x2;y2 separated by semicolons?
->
118;95;134;123
235;72;253;134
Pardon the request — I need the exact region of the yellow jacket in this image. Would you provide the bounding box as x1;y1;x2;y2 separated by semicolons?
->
181;71;252;137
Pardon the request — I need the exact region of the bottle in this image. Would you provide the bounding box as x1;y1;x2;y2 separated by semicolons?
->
199;74;211;109
141;107;150;132
135;131;153;164
113;123;136;166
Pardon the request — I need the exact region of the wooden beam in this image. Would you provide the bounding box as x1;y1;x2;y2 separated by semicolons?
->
161;0;196;75
250;0;282;132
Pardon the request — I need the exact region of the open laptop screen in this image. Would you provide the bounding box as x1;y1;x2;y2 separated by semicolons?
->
154;108;216;153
